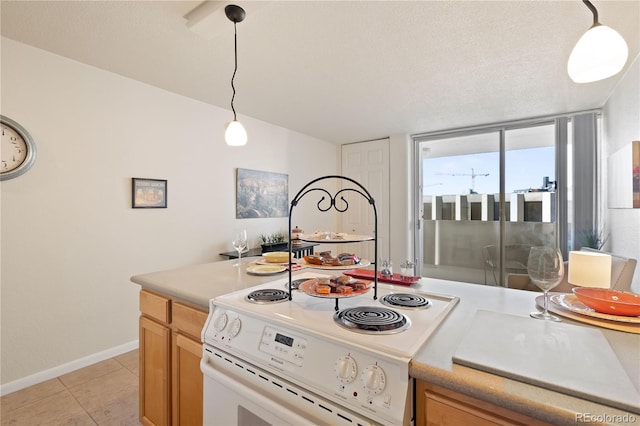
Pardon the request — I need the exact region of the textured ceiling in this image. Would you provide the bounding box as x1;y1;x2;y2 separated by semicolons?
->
1;1;639;144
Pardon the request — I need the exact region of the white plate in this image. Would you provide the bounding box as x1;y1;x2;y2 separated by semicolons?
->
297;258;371;270
255;259;293;266
549;294;640;324
246;264;286;275
300;232;373;243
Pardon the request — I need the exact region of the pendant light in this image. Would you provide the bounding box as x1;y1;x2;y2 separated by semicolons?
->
567;0;628;83
224;4;247;146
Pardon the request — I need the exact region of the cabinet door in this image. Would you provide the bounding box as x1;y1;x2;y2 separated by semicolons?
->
140;316;171;426
172;333;203;426
416;380;550;426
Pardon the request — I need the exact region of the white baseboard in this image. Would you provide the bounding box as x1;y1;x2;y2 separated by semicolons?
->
0;340;139;397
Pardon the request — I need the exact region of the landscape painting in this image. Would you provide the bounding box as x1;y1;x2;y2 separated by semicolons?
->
236;168;288;218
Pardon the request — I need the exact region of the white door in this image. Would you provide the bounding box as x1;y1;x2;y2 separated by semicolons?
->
341;139;390;263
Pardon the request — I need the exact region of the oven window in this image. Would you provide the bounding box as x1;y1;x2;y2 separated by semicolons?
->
238;406;273;426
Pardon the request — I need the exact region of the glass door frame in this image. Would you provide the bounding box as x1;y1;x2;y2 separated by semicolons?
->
412;110;600;285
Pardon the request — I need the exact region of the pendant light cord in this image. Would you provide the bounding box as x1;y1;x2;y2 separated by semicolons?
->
582;0;600;27
230;21;239;121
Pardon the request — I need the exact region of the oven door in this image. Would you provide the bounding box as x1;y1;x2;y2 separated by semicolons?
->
201;345;374;426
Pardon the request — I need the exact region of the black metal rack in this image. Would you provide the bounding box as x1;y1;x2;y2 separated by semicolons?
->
287;175;378;310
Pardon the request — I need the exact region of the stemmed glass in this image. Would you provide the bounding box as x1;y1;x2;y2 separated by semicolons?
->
527;246;564;321
232;229;248;267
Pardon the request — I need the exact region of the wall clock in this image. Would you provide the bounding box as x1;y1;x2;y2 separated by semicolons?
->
1;115;37;181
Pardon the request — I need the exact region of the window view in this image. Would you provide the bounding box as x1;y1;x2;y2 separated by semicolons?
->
418;123;558;287
423;152;497;198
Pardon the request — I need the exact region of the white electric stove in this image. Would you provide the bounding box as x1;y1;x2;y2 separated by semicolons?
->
201;272;459;426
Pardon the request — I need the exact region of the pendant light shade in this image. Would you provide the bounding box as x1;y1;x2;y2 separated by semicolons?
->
224;4;247;146
567;0;628;83
225;120;247;146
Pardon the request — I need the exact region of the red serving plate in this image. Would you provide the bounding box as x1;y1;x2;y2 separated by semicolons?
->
343;269;420;286
572;288;640;317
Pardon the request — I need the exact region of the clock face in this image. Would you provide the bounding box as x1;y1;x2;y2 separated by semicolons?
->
2;124;29;173
0;116;36;180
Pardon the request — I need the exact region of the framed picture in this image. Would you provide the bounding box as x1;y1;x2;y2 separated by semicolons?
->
236;168;288;218
132;178;167;208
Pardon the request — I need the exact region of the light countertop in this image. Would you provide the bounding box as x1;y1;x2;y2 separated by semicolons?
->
131;258;640;425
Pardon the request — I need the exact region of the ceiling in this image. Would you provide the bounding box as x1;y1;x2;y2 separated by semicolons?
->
1;1;639;144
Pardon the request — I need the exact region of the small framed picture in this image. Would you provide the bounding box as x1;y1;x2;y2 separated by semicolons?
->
132;178;167;208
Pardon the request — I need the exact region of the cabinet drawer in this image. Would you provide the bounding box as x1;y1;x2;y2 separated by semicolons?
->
140;290;171;324
172;302;207;339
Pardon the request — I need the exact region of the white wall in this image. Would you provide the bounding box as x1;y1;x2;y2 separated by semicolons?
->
0;38;338;389
602;54;640;293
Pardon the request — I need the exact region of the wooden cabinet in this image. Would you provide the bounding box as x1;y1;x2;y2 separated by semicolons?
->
139;290;207;426
140;316;171;426
171;302;207;426
415;380;551;426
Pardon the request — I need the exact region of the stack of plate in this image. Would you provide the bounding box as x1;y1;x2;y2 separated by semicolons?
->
537;289;640;334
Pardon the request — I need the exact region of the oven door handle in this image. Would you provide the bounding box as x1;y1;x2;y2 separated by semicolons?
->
201;356;314;425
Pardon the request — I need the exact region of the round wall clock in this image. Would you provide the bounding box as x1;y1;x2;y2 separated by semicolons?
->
1;115;37;181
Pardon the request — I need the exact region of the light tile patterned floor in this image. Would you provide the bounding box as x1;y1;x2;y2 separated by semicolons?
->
1;350;139;426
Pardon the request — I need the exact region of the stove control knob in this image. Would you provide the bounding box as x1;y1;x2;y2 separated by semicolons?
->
228;317;241;338
361;365;386;395
213;312;228;332
335;356;357;384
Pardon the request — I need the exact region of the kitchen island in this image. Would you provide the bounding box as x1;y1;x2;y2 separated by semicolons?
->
131;258;639;426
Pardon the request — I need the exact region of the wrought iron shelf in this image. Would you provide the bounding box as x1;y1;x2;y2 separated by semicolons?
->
287;175;378;310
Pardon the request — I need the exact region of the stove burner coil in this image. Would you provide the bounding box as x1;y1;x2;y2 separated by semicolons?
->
380;293;432;309
334;307;410;334
285;279;308;291
245;288;289;304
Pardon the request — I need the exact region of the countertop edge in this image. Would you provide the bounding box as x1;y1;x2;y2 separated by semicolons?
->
409;362;639;425
132;279;211;309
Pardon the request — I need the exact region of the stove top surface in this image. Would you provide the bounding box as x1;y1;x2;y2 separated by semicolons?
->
209;272;459;360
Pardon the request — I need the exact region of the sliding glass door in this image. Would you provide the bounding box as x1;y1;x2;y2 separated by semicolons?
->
419;130;501;284
415;120;561;287
502;125;558;288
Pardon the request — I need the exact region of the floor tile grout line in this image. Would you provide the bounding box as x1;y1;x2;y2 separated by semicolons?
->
59;357;129;391
0;390;87;425
1;351;138;417
1;351;140;425
64;384;100;426
0;378;68;414
65;362;139;426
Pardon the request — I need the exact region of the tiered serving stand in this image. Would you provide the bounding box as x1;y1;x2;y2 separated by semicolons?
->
287;175;378;310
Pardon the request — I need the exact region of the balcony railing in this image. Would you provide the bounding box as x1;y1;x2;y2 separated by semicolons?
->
423;191;555;223
422;191;557;286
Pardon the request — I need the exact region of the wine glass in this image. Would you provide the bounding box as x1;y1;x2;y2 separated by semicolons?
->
232;229;248;267
527;246;564;321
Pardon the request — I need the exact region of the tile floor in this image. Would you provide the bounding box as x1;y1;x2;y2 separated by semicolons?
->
1;349;139;426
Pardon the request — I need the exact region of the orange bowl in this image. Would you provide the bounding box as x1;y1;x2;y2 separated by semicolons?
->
572;288;640;317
